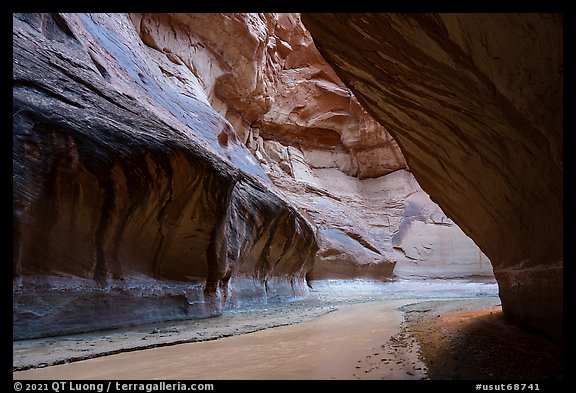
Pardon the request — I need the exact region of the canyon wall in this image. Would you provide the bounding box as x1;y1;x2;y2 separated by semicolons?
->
302;13;563;342
129;13;492;281
13;13;319;339
13;13;492;339
391;189;493;279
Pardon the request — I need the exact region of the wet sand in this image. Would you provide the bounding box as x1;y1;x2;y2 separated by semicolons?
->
14;299;428;380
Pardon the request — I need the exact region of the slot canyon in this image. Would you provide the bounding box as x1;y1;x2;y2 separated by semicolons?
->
13;13;562;381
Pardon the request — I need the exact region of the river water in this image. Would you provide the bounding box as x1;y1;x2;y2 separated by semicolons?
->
14;277;499;380
306;277;498;303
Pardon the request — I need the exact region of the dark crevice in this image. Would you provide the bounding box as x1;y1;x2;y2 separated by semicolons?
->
255;215;282;284
345;231;382;255
88;52;111;81
50;13;77;41
204;178;238;297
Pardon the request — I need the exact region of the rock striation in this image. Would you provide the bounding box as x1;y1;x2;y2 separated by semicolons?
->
302;13;563;342
129;12;490;281
13;13;317;339
13;13;493;339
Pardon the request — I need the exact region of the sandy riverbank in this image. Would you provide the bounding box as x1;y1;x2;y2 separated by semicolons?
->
13;300;338;372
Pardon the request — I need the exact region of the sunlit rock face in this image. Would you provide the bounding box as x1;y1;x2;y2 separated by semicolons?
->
129;12;399;279
302;13;563;342
392;190;492;279
131;12;490;281
13;13;492;339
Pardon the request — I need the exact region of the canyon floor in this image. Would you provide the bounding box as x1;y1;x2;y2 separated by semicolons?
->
13;279;562;380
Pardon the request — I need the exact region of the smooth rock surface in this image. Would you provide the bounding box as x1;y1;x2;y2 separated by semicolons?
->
302;13;563;341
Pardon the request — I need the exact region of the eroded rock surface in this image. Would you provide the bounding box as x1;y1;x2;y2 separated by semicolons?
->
129;12;403;279
302;13;563;341
130;12;490;281
13;13;317;339
13;13;493;339
392;190;492;279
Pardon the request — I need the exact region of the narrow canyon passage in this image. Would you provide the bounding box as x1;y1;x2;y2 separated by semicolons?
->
14;298;481;380
12;12;562;382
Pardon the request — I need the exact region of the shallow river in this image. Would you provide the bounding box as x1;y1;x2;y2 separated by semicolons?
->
14;278;499;380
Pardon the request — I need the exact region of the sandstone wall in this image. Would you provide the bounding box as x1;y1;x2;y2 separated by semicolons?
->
13;13;495;339
302;13;563;341
392;191;492;279
13;13;317;339
130;12;490;281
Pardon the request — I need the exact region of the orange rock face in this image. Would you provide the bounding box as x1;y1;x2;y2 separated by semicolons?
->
131;12;490;280
302;13;563;342
131;13;407;179
13;13;493;338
